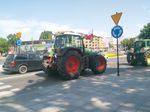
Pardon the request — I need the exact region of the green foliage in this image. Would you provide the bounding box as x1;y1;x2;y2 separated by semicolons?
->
39;31;53;40
0;37;8;54
121;38;135;50
7;34;17;47
138;23;150;39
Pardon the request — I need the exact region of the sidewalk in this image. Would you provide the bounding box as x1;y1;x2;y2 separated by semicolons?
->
0;66;150;112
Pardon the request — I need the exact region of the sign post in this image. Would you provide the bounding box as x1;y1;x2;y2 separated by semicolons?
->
16;32;22;53
111;12;123;76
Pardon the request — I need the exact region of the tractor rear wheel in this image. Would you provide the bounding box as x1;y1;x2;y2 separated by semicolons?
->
57;51;82;80
127;53;137;65
90;55;106;74
142;50;150;66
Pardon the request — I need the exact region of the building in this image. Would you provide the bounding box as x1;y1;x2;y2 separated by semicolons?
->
21;31;106;51
83;36;105;50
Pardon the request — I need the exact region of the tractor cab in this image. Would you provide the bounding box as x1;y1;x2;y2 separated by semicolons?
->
54;33;84;53
133;41;145;53
133;39;150;53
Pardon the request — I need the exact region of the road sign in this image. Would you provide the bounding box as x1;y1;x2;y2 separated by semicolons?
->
16;32;22;39
111;12;122;25
17;39;22;46
111;25;123;38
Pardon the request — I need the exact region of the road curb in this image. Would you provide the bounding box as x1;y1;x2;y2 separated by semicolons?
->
108;55;126;59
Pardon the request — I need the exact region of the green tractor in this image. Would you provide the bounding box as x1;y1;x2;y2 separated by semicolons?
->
42;32;107;80
127;39;150;66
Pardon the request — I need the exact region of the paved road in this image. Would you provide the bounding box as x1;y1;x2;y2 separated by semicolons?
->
0;56;150;112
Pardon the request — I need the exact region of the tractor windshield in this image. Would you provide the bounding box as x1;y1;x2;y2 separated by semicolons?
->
134;41;145;48
134;41;145;53
54;34;83;48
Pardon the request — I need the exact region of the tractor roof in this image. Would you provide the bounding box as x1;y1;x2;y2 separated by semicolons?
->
138;39;150;42
55;31;82;37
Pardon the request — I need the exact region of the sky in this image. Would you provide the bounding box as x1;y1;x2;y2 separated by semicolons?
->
0;0;150;42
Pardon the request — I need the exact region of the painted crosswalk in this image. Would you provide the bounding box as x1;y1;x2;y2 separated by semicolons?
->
0;65;3;72
0;81;21;98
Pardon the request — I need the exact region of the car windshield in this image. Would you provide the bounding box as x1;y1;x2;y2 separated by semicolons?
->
54;35;83;48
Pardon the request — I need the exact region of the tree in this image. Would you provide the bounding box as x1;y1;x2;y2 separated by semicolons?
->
121;38;135;50
0;37;8;55
39;31;53;40
7;34;17;47
138;22;150;39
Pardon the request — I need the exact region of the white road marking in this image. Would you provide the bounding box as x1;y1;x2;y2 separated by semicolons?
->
0;82;4;85
0;91;14;98
0;85;12;90
0;71;42;81
0;82;21;98
145;69;150;72
10;88;21;92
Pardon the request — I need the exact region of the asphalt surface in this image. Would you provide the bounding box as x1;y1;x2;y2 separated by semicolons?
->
0;56;150;112
0;56;128;89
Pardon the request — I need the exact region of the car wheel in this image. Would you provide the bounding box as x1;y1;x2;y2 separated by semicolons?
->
18;65;28;74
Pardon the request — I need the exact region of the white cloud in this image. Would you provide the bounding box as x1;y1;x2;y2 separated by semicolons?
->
0;19;108;41
0;19;71;40
136;23;144;29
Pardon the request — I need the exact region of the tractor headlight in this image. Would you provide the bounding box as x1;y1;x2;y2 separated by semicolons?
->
140;48;145;53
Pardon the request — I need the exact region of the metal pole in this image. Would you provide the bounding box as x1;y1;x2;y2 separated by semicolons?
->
19;46;20;54
117;38;120;76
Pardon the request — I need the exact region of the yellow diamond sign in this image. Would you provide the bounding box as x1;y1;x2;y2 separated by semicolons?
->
111;12;122;25
16;32;22;39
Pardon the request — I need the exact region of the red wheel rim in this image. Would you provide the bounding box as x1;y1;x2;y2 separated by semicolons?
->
65;56;80;75
97;58;106;71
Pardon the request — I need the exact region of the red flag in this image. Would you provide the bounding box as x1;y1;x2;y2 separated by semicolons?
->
85;29;94;40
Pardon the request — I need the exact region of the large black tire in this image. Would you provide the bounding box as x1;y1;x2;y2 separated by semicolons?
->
42;57;50;74
127;53;137;65
57;51;82;80
142;50;150;66
90;55;106;74
42;58;57;75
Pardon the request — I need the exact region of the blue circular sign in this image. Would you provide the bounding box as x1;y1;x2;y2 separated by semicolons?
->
111;25;123;38
17;39;22;46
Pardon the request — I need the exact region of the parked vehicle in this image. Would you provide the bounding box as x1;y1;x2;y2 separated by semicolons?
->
127;39;150;66
42;32;107;80
3;52;42;74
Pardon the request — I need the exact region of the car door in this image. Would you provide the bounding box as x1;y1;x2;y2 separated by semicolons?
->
34;54;42;70
28;53;41;70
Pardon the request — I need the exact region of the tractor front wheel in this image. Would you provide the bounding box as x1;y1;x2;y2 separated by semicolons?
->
127;53;137;65
57;51;82;80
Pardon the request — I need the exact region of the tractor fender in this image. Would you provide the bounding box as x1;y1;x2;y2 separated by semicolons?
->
57;47;84;57
142;50;150;66
89;53;107;64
